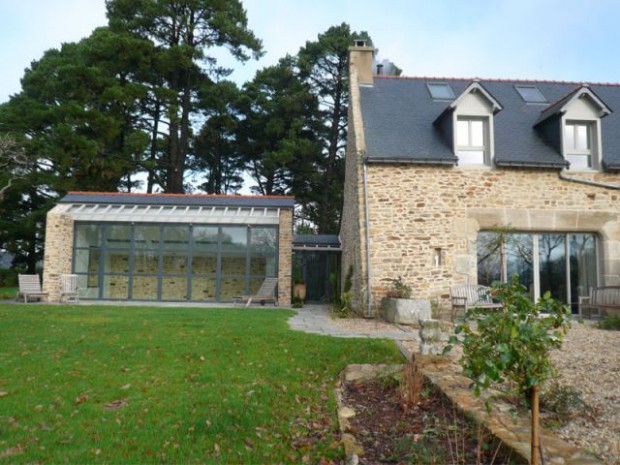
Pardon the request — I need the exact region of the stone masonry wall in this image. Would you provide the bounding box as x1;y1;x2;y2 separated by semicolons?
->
364;165;620;311
43;205;75;301
340;55;369;314
278;208;293;305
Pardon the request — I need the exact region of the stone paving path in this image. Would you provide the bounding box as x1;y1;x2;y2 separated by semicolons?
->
288;306;420;341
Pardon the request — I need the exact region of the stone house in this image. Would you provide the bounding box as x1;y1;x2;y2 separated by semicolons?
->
43;192;293;304
341;42;620;316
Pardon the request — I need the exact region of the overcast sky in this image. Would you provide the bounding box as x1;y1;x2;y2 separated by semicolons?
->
2;0;620;105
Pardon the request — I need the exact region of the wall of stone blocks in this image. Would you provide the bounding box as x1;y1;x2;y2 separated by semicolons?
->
340;61;369;314
361;165;620;311
278;209;293;305
42;205;75;301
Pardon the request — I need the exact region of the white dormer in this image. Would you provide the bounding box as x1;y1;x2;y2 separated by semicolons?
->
447;82;502;167
535;86;611;171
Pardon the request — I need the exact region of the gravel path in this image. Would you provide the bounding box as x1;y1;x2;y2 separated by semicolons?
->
548;322;620;465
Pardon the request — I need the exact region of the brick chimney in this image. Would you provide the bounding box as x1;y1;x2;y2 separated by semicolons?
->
349;40;375;85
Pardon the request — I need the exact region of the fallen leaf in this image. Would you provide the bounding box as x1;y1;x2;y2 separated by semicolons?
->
120;384;131;390
74;393;89;405
0;391;7;397
0;444;25;459
104;399;128;410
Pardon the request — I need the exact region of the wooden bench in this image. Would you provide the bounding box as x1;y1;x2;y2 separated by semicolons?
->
450;284;502;320
579;286;620;319
17;274;49;303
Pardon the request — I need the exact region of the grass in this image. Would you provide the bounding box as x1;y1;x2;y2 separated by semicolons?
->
0;287;17;300
0;305;402;464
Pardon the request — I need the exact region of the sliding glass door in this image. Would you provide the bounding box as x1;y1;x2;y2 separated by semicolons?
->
478;231;597;313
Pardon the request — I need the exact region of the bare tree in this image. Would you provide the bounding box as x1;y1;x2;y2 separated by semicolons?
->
0;135;29;200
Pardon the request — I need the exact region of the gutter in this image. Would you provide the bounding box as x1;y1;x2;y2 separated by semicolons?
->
558;172;620;190
362;162;373;318
495;160;568;169
365;156;456;165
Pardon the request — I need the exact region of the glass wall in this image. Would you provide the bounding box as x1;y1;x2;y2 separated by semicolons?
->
477;231;597;313
72;223;278;301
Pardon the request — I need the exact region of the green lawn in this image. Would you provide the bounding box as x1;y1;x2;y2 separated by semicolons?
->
0;287;17;300
0;305;402;464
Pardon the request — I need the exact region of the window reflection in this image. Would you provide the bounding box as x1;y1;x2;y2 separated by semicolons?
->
477;231;597;312
73;223;278;302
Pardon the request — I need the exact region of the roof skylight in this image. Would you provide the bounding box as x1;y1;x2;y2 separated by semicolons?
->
515;85;547;103
427;82;455;100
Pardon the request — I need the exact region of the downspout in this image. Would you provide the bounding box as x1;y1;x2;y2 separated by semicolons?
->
362;162;373;318
558;172;620;190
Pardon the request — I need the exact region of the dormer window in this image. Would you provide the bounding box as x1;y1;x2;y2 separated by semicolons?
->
457;117;487;164
535;85;611;171
564;121;593;168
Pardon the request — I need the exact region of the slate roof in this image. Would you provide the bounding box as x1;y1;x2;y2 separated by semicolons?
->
360;76;620;170
59;192;296;208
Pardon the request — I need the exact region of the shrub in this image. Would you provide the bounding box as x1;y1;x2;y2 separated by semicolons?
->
0;268;17;287
334;291;352;318
383;276;412;299
596;315;620;330
541;381;588;422
446;275;571;465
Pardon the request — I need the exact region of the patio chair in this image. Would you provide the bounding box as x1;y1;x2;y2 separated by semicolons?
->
59;274;79;302
450;284;502;320
17;274;49;303
233;278;279;308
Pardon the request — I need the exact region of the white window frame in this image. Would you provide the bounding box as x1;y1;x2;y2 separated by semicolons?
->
564;120;594;169
456;116;489;166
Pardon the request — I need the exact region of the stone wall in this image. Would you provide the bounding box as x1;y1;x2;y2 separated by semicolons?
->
42;205;75;301
362;165;620;310
278;208;293;305
340;51;370;314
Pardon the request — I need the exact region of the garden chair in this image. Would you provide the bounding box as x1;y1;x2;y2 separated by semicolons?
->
450;284;502;320
17;274;48;303
233;278;279;307
59;274;79;302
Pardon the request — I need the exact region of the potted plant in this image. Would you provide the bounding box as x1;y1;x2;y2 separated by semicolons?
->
380;276;431;326
293;275;307;302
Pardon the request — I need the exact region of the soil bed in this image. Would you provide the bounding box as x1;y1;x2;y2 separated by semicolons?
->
342;375;520;464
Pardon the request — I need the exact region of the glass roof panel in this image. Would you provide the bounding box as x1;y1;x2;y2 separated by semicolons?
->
427;82;455;100
515;85;547;103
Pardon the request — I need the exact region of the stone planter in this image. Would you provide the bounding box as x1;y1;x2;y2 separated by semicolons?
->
380;297;431;327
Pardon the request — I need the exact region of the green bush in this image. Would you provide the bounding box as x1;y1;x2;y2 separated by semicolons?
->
334;291;352;318
447;275;571;400
596;315;620;330
0;268;17;287
541;381;588;422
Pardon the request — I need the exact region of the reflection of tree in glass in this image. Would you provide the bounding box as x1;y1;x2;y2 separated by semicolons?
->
539;234;566;301
251;228;277;251
477;229;533;289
